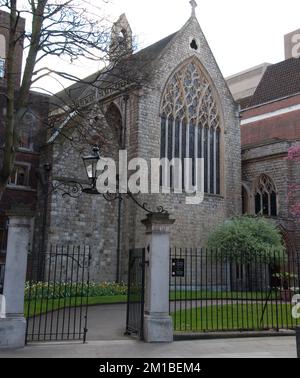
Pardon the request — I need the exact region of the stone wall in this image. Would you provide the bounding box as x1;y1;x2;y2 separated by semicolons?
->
0;10;25;88
42;16;242;283
242;140;300;258
125;16;241;252
36;105;122;282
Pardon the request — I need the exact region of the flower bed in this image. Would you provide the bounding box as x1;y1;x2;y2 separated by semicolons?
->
25;281;128;300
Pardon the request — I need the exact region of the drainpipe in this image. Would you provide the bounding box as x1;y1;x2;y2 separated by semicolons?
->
38;163;51;281
116;94;129;283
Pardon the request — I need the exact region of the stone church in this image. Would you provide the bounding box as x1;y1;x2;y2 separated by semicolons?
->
2;3;299;286
35;5;241;282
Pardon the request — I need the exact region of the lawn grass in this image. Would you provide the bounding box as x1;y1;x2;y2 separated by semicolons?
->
25;295;127;318
172;303;300;332
24;290;278;318
169;290;277;301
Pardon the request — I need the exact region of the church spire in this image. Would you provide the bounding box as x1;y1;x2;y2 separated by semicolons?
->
190;0;197;17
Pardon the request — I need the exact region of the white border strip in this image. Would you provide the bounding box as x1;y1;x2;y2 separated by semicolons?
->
241;103;300;125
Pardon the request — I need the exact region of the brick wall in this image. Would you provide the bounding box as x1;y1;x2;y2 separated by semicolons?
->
0;10;25;89
241;95;300;146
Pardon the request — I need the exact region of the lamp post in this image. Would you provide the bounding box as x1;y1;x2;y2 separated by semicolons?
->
53;144;168;285
82;146;101;195
81;146;167;214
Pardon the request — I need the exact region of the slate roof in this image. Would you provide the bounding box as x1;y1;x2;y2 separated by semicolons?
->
248;57;300;107
133;32;177;63
52;32;177;108
238;96;252;110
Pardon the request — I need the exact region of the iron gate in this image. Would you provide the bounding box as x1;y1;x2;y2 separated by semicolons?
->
25;245;91;343
0;263;5;294
125;249;146;340
170;248;300;334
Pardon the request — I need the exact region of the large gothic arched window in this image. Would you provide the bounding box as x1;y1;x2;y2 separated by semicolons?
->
254;174;278;217
160;60;221;194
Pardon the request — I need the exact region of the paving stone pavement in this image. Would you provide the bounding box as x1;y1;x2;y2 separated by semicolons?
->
0;304;297;358
0;336;297;358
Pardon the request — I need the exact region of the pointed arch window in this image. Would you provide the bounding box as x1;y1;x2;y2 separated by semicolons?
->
105;103;123;147
19;112;36;150
254;174;278;217
160;60;221;194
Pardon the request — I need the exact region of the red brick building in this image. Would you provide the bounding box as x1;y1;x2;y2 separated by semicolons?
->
240;57;300;257
0;10;49;265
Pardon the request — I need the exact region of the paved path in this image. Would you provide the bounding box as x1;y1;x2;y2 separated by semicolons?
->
86;304;128;341
26;304;129;342
0;336;297;358
0;304;297;358
28;300;265;343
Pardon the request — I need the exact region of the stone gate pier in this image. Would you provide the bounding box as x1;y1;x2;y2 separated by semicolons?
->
142;212;175;343
0;208;33;349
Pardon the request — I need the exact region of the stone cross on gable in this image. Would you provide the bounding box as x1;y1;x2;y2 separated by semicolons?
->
190;0;198;17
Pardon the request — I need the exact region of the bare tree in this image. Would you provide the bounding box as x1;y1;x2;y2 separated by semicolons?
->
0;0;146;199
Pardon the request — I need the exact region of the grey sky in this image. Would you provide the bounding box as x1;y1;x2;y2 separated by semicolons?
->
29;0;300;93
108;0;300;74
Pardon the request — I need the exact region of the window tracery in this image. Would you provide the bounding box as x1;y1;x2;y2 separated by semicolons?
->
254;174;278;217
160;61;221;194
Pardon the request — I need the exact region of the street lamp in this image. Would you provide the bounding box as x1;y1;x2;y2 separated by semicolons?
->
81;146;167;214
82;146;101;195
50;145;167;283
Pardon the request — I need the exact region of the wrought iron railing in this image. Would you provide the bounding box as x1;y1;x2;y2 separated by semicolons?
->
0;219;8;254
170;248;300;334
25;245;91;343
125;249;146;340
0;263;5;295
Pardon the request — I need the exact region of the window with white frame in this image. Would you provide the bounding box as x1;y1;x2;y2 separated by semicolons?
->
160;60;221;194
9;164;29;187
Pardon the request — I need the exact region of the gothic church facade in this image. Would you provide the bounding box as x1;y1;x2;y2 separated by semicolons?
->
39;8;241;282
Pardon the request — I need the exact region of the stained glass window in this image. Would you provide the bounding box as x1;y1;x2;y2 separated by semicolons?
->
160;61;221;195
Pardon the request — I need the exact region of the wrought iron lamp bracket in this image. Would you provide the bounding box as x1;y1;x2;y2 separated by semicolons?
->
51;180;167;215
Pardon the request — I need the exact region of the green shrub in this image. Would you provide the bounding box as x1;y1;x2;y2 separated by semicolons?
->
207;216;286;263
